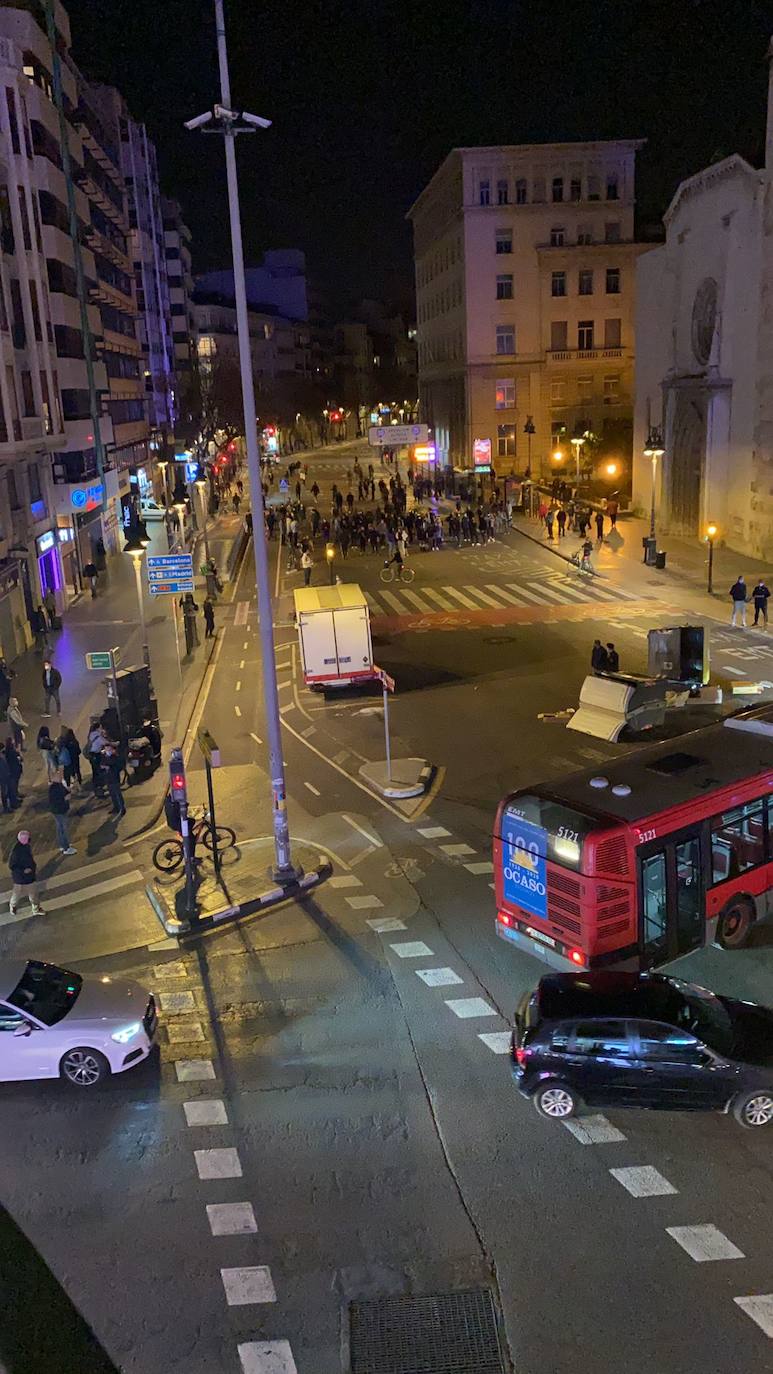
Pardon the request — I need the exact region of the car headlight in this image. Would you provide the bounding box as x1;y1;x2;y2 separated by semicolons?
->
111;1022;142;1044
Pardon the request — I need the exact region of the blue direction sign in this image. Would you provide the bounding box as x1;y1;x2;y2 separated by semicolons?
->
147;553;195;597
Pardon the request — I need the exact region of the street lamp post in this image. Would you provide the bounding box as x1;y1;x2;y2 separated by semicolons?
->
187;0;298;882
644;425;665;540
570;433;583;488
123;526;151;673
326;542;335;585
706;522;717;594
172;473;188;549
195;472;211;566
523;415;535;477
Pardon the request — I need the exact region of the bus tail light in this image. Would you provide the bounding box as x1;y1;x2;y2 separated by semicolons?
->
568;947;585;966
497;911;513;928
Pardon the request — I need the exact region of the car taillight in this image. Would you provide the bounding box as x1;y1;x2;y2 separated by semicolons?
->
497;911;513;927
515;1045;529;1066
568;947;585;966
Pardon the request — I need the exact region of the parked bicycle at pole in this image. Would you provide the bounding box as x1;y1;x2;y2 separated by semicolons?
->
152;807;237;873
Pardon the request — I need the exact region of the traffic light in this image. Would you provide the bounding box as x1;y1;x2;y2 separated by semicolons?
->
169;749;187;802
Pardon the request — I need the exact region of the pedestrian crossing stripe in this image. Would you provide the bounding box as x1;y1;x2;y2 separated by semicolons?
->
365;578;641;617
0;850;146;924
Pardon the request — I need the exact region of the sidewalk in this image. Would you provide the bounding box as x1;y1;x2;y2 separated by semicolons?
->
0;507;243;865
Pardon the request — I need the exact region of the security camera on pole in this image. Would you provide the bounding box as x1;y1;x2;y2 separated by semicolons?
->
186;0;298;883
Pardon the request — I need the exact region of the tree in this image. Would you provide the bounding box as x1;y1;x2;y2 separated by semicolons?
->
176;357;245;458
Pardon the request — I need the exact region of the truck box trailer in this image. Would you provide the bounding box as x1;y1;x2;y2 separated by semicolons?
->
293;584;374;687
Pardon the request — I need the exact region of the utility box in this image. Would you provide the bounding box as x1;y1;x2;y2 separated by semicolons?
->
642;535;657;566
567;674;667;742
293;584;374;688
648;625;709;686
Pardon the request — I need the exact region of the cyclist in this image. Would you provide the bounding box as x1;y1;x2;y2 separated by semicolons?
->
579;537;594;573
385;542;406;578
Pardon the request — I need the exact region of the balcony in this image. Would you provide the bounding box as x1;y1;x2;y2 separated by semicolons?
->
547;346;626;362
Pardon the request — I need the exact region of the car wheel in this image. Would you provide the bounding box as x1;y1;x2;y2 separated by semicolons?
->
732;1089;773;1128
717;900;754;950
60;1047;109;1088
533;1081;578;1120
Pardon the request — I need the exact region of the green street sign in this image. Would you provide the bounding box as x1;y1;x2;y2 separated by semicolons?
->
85;651;112;671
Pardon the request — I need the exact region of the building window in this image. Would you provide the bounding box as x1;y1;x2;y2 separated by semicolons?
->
605;221;621;243
570;177;582;202
496;274;513;300
606;173;619;200
532;177;545;203
578;269;594;296
577;227;592;245
20;370;34;417
604;318;622;348
28;462;42;502
515;178;527;205
551;271;566;298
551;320;568;350
550;379;567;403
550;227;565;247
551;177;564;203
578;320;594;350
60;388;91;421
6;470;19;510
479;179;490;206
495;379;516;409
587;175;600;201
495;230;512;254
497;179;508;205
603;374;621;405
577;375;593;401
496;324;515;355
497;423;516;457
606;267;621;294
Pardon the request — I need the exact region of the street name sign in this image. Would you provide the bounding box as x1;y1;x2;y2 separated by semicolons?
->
147;552;195;597
85;650;115;671
368;424;428;447
373;665;395;693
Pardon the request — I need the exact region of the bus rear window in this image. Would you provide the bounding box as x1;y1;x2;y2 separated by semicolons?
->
500;794;604;871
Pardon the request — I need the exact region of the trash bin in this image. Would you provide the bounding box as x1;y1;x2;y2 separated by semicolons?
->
655;550;667;569
642;535;657;566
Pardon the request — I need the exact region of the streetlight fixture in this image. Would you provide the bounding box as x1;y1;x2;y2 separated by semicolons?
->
643;425;665;540
194;465;211;567
157;458;170;506
523;415;535;476
123;524;152;672
552;449;564;464
605;461;618;479
706;522;718;594
186;0;298;883
326;542;335;585
570;424;584;487
172;473;188;547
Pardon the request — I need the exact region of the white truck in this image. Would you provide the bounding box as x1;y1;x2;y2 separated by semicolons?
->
293;584;374;688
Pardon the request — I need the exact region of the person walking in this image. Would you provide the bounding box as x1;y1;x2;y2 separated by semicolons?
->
7;698;26;751
31;605;49;654
595;509;605;542
203;596;216;638
606;496;619;528
0;749;12;813
82;560;98;597
8;830;44;917
5;738;23;808
556;507;567;539
41;659;62;716
48;769;76;856
102;745;125;818
58;727;82;788
85;718;108;797
42;587;57;630
752;580;771;627
591;639;609;674
37;724;58;780
301;547;313;586
606;642;620;673
729;577;748;627
0;659;13;720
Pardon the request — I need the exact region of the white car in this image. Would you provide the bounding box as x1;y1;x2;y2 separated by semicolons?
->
140;497;166;521
0;959;156;1087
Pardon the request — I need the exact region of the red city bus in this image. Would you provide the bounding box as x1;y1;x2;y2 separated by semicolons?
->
493;705;773;971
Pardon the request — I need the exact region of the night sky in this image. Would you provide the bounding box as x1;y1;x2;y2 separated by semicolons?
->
66;0;771;313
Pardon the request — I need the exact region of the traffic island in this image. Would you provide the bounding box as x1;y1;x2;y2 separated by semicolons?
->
146;835;332;938
359;757;434;799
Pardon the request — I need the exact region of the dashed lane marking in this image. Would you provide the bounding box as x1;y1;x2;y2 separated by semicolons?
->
167;1021;205;1044
610;1166;678;1198
478;1031;512;1053
153;960;188;979
562;1115;626;1144
464;860;494;875
239;659;245;669
175;1059;216;1082
158;990;196;1014
238;1340;298;1373
277;679;292;689
207;1202;257;1236
329;874;362;889
345;894;383;910
236;681;242;691
416;967;463;987
417;825;451;839
304;781;321;796
342;813;382;846
301;724;316;737
439;842;476;858
221;1266;277;1305
666;1225;744;1262
234;705;242;717
235;601;249;626
250;731;263;745
367;917;406;932
194;1147;243;1180
390;941;433;958
184;1100;228;1127
444;997;497;1019
734;1296;773;1338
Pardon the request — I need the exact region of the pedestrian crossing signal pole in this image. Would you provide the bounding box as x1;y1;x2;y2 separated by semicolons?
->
376;668;395;783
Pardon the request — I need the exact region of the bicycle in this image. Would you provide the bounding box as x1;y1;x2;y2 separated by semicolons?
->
569;548;594;576
379;559;415;585
152;808;237;873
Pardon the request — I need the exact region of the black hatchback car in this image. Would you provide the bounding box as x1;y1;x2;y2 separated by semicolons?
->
512;971;773;1129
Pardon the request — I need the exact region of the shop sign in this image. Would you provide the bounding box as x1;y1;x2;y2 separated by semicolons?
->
473;438;492;471
57;527;74;545
36;530;56;554
71;483;104;512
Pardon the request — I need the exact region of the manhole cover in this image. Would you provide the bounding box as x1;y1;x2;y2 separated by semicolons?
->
349;1288;504;1373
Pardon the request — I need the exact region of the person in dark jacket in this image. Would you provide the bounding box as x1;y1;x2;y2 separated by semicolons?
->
8;831;44;916
752;581;771;627
0;659;14;719
42;660;62;716
591;639;609;674
57;727;82;787
606;642;620;673
0;752;12;813
203;596;215;638
729;577;748;628
48;769;75;855
102;745;125;818
4;738;22;807
31;606;49;654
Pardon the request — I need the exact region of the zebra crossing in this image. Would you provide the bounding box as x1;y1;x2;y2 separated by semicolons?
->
365;575;644;619
0;848;146;927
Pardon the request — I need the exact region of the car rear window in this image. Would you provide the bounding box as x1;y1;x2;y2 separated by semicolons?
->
7;961;82;1026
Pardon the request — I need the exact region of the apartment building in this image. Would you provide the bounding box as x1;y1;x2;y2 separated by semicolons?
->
191;289;300;386
407;140;646;479
162;196;195;382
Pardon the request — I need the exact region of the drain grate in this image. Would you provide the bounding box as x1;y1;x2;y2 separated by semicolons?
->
349;1287;505;1374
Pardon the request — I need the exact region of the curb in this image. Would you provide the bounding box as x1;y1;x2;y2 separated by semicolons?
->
358;759;435;800
148;857;333;938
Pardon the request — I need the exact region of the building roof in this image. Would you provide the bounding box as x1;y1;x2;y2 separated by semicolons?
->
522;705;773;827
663;153;761;227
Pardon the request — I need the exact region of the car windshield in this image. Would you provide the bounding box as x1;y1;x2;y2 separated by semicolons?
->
6;961;82;1026
662;977;733;1055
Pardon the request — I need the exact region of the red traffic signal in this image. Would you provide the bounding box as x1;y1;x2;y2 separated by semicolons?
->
169;749;187;802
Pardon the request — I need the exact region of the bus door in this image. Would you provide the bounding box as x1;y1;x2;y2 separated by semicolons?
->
637;825;705;966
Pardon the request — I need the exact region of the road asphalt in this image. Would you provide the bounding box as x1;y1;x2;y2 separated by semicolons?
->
1;440;773;1374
